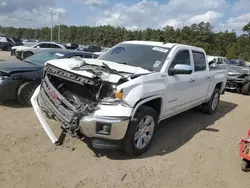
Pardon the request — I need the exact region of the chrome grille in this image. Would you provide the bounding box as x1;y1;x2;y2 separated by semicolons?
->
45;65;95;86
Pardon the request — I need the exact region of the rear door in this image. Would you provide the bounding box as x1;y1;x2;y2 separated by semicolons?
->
191;50;210;103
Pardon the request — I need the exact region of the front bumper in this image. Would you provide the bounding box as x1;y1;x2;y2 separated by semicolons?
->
0;79;23;101
225;77;244;90
15;51;22;59
31;86;131;144
10;49;16;56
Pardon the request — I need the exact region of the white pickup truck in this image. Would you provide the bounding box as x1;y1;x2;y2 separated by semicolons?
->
31;41;228;156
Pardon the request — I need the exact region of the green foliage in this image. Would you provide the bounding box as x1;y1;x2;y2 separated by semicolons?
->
1;22;250;61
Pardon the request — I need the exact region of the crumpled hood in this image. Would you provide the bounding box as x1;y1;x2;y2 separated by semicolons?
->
221;64;250;76
0;60;40;74
46;58;151;83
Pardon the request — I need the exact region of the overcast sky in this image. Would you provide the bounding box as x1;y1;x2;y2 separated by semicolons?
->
0;0;249;34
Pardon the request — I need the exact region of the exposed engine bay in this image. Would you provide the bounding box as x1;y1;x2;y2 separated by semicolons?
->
38;64;121;137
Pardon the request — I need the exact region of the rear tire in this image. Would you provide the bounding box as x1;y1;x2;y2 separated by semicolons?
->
201;88;220;114
17;82;38;106
241;82;250;95
123;105;157;157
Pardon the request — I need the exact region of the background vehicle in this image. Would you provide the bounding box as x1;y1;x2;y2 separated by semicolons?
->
228;59;248;67
0;36;23;51
11;38;24;46
31;41;228;156
64;43;79;50
94;47;110;56
207;55;250;95
0;49;98;106
11;42;67;59
207;55;229;65
76;45;102;52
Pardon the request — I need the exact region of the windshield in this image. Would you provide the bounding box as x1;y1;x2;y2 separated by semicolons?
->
97;43;170;71
24;51;66;66
228;60;247;67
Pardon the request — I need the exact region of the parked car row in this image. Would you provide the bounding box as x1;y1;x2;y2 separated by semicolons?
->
0;49;99;105
11;41;106;60
11;42;68;59
207;55;250;95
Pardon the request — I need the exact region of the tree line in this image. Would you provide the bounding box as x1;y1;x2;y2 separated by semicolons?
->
1;22;250;61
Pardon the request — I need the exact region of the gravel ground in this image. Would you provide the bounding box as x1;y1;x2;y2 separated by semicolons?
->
0;51;249;188
0;51;16;61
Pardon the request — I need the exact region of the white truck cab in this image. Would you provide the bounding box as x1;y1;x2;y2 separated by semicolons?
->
207;55;229;67
31;41;228;156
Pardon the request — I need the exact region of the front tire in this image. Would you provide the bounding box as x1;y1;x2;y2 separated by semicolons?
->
201;88;220;114
241;82;250;95
17;82;38;106
23;51;34;59
123;105;157;157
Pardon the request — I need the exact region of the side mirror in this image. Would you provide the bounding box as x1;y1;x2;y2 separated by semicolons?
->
36;46;40;49
208;58;217;68
169;64;192;76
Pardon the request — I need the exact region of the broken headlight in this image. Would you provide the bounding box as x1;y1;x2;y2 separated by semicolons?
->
0;72;10;80
101;88;123;105
0;72;21;80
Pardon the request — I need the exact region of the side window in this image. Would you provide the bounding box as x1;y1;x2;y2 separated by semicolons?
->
192;51;207;71
36;43;48;48
0;37;7;42
169;50;191;70
223;58;228;64
47;44;61;48
217;58;223;64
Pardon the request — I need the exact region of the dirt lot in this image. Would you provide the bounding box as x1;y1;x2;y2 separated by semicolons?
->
0;51;249;188
0;51;16;61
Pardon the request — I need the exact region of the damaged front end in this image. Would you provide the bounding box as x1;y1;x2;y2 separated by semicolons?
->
31;63;133;148
225;73;248;91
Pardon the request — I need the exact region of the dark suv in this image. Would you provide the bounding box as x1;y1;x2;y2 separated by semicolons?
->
0;36;23;51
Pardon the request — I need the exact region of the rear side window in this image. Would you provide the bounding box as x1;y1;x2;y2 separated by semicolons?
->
192;51;206;71
0;37;7;42
47;44;61;48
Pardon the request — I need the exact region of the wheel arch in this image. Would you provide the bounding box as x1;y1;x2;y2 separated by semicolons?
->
16;80;39;96
215;82;224;93
131;95;163;122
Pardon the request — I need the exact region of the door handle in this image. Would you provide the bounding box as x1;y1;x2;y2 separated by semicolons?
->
206;76;211;80
189;78;195;82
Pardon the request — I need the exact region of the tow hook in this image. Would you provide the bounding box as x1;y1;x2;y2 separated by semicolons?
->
55;130;75;151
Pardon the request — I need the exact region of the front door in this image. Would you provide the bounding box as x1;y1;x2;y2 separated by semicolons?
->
163;49;196;118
